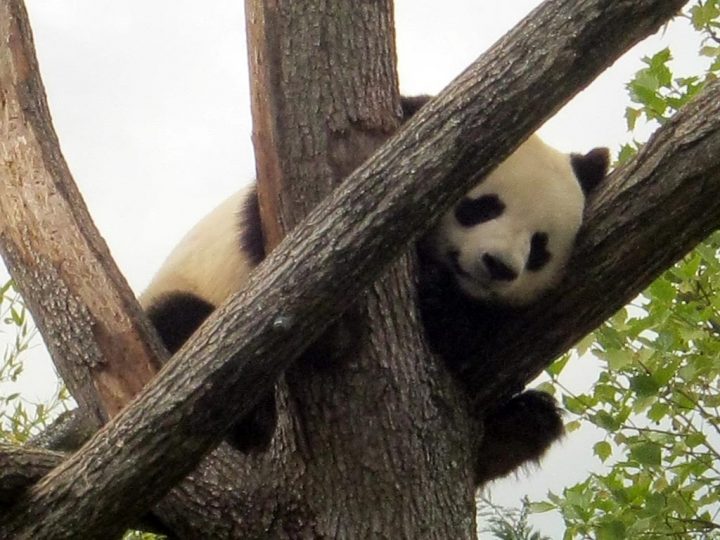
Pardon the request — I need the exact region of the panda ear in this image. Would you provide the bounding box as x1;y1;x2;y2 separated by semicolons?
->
571;147;610;195
400;95;432;121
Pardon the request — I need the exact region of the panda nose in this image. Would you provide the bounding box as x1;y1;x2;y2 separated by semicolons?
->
482;253;518;281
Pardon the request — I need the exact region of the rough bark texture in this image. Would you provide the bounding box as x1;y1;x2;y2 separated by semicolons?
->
0;0;166;425
246;2;476;537
24;409;98;452
247;0;401;248
0;0;693;538
0;444;62;505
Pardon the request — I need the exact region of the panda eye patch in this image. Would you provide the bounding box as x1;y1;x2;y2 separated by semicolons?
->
527;232;552;271
454;194;505;227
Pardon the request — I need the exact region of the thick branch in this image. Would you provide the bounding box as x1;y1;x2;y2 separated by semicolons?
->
0;444;62;505
0;445;174;536
247;0;401;246
0;0;166;424
0;0;687;537
468;75;720;405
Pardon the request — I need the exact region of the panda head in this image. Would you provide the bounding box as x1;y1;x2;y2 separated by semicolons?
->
428;135;609;306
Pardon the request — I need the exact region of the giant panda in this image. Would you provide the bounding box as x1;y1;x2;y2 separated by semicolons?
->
139;95;609;482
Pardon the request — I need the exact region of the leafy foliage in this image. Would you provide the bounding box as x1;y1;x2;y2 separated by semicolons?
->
535;2;720;537
619;0;720;164
479;497;552;540
0;279;68;443
123;531;166;540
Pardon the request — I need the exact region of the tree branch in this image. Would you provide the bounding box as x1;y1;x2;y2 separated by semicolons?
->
0;444;61;505
0;444;176;536
0;0;166;425
0;0;689;537
467;74;720;407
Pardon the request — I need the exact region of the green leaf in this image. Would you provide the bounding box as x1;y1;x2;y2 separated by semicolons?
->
631;442;662;467
593;411;621;432
594;441;612;462
632;70;660;92
546;353;571;377
643;492;665;516
685;432;706;448
630;374;660;398
648;278;676;303
625;107;641;130
10;307;24;326
596;519;626;540
605;349;633;371
617;143;638;164
528;501;556;513
565;420;582;433
647;402;670;423
534;381;556;396
700;45;720;57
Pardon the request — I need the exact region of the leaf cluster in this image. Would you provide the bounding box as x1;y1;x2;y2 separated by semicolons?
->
535;4;720;537
620;0;720;162
0;279;57;444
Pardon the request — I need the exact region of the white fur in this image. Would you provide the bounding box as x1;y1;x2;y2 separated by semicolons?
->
426;135;585;305
141;135;584;310
139;187;256;309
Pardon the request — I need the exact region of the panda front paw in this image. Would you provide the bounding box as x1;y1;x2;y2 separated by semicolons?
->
474;390;564;486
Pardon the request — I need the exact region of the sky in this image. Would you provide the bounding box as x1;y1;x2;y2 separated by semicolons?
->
0;1;709;536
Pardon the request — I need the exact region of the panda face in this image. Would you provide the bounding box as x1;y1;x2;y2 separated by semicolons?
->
428;135;588;306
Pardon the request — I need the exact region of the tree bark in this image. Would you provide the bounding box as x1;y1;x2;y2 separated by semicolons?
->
246;2;476;537
0;444;62;505
465;75;720;408
0;0;693;538
0;0;166;426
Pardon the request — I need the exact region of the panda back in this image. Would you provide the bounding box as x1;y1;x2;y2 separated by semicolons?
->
139;186;259;310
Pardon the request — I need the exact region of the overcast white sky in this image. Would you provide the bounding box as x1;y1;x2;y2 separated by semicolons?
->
1;1;708;535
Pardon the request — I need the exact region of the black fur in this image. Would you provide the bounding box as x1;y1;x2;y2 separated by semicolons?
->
416;244;520;375
474;390;564;485
571;147;611;195
239;185;266;266
418;241;566;486
147;291;277;452
226;393;277;452
400;94;432;117
455;194;506;227
526;232;551;271
146;292;215;354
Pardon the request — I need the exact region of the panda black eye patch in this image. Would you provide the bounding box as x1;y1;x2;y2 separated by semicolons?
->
526;232;552;271
454;194;505;227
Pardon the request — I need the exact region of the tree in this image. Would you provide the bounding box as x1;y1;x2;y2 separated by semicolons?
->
0;0;715;538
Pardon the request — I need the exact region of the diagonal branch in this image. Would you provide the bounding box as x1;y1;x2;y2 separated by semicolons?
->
467;75;720;406
0;0;166;425
0;444;62;505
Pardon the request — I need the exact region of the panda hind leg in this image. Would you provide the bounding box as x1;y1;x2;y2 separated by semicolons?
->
474;390;564;486
146;291;277;452
145;292;216;354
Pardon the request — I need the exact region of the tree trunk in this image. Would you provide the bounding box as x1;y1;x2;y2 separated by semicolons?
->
245;1;477;536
